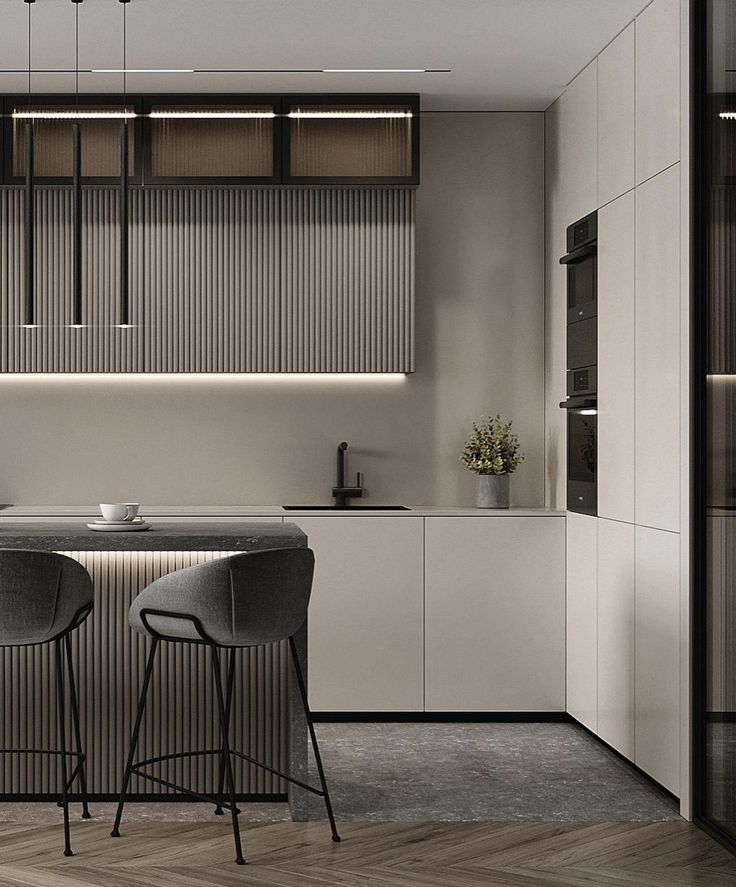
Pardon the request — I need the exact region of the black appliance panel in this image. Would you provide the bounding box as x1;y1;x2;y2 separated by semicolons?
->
566;366;597;398
567;316;597;372
567;402;597;516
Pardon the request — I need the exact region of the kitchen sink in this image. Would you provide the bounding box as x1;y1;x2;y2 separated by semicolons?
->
282;505;411;511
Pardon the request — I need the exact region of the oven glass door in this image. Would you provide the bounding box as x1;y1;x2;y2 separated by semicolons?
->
567;254;597;324
567;407;597;515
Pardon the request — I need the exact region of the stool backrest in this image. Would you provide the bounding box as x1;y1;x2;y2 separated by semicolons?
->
133;547;315;646
0;550;93;645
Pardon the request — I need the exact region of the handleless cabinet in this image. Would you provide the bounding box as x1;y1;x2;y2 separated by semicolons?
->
597;518;635;758
597;23;635;207
598;191;635;523
634;524;680;795
635;163;681;532
301;516;424;712
566;511;598;731
424;516;565;712
635;0;680;185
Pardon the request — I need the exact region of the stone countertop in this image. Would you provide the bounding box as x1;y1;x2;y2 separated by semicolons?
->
0;505;565;519
0;520;307;551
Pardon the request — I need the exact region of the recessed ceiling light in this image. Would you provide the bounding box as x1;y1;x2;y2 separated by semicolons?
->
92;68;194;74
322;68;448;73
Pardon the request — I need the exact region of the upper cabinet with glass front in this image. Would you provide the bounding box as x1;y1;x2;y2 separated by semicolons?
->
1;93;419;186
283;94;419;185
142;95;281;185
2;95;141;185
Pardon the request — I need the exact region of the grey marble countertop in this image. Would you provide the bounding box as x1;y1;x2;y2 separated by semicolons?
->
0;520;307;551
0;504;565;519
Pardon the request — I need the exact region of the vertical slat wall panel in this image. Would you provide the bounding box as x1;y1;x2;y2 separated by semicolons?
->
0;551;287;797
0;187;414;373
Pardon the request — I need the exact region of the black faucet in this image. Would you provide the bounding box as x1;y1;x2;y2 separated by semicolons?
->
332;442;364;508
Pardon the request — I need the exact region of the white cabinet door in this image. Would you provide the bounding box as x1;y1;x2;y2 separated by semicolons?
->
598;191;635;523
597;23;635;207
556;60;598;223
635;0;680;184
635;525;680;795
597;518;635;759
635;164;681;532
566;512;598;732
302;517;424;712
424;517;565;712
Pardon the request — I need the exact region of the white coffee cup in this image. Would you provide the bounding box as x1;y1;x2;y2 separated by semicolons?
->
100;503;140;522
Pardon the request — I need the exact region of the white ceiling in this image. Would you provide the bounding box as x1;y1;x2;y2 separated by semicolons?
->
0;0;651;111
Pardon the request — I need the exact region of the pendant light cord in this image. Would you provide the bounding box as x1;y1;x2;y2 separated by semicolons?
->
27;0;31;106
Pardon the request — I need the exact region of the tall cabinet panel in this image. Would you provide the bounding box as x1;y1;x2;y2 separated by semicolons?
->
635;163;681;532
597;23;635;207
598;191;636;522
566;512;598;731
303;517;424;712
425;517;565;712
597;519;635;759
635;0;680;184
635;525;680;795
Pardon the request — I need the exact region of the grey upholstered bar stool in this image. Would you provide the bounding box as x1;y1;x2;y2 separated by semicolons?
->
111;548;340;865
0;550;94;856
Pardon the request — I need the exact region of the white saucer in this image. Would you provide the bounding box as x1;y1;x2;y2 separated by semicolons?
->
88;520;151;532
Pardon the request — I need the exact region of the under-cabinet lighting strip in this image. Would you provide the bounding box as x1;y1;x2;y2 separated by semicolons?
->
10;110;413;120
720;112;736;119
12;110;137;119
148;110;276;118
288;110;412;118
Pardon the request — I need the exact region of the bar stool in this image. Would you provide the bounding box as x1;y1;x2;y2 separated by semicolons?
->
0;550;94;856
111;547;340;865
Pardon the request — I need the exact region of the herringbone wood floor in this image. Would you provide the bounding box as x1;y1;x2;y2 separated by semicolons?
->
0;820;734;886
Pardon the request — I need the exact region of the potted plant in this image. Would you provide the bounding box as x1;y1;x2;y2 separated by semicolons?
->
460;415;525;508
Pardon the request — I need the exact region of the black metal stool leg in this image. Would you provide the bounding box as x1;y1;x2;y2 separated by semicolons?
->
211;647;245;865
288;636;341;842
111;639;159;838
214;648;236;817
64;634;90;820
55;639;73;857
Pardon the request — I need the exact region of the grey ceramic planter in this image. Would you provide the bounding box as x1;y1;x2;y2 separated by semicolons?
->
476;474;510;508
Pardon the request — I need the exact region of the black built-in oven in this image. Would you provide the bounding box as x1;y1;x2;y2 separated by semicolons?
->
559;211;597;516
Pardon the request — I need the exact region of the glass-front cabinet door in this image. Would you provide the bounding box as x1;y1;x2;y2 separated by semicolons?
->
283;94;419;185
142;95;281;184
695;0;736;853
3;95;141;184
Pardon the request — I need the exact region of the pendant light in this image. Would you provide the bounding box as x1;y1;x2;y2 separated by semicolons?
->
22;0;35;328
118;0;131;328
71;0;83;328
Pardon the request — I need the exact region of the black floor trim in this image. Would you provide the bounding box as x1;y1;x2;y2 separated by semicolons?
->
311;712;572;723
569;716;680;804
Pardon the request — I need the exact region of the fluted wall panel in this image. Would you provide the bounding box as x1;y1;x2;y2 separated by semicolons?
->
0;188;414;373
0;551;288;797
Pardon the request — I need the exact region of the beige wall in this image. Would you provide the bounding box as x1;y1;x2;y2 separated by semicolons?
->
0;113;545;508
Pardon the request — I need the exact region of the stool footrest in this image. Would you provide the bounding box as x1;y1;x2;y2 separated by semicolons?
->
130;763;239;813
129;747;326;802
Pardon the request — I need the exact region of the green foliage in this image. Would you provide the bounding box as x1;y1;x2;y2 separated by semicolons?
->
460;414;525;476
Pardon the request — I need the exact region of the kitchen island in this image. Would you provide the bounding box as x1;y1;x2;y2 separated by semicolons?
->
0;520;310;819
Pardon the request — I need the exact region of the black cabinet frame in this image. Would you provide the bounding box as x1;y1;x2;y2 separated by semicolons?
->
281;93;420;186
2;94;144;186
1;92;420;187
141;93;283;186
